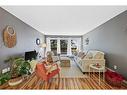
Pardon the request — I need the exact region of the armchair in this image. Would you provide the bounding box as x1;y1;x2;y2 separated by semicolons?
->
35;61;60;89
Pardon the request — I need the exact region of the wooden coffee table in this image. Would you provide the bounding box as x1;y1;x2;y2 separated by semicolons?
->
60;57;70;67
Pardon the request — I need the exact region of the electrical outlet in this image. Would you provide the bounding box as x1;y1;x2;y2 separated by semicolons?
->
114;65;117;70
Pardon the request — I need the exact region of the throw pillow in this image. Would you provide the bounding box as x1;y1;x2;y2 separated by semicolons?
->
93;52;103;59
46;54;53;63
77;52;83;57
84;52;93;59
44;64;58;75
80;53;86;59
30;60;38;72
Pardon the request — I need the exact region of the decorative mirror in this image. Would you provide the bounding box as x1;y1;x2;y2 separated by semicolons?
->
3;26;17;48
36;38;40;45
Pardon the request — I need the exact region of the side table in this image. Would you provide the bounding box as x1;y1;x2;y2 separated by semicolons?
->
89;64;105;85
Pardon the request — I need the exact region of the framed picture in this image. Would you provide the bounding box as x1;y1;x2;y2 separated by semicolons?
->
84;37;89;45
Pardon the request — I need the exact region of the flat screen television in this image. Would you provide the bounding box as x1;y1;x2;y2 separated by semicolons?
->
25;50;37;61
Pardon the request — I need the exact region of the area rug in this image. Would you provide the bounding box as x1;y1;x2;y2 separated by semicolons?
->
57;57;88;78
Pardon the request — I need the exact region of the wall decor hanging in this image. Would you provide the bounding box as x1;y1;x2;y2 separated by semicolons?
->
36;38;40;45
85;37;89;45
3;26;17;48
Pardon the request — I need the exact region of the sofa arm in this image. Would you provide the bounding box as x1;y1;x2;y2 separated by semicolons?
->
78;59;105;72
80;59;105;65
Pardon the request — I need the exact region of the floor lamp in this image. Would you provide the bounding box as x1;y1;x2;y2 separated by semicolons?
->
41;43;47;58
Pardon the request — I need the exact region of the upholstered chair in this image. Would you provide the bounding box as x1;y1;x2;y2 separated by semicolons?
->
35;61;60;89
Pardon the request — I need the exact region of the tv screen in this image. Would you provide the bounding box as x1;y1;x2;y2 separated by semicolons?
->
25;51;37;61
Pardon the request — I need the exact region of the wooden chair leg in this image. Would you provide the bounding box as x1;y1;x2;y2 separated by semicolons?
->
44;81;49;89
57;73;60;89
36;76;40;82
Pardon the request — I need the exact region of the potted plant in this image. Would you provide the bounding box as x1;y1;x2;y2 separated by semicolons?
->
0;72;11;86
4;57;31;86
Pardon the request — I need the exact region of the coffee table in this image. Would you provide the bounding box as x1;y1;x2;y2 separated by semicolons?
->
60;57;70;67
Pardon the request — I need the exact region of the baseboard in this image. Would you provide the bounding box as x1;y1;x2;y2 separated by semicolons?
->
105;67;115;72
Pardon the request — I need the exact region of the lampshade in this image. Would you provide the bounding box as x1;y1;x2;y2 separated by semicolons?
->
41;43;47;48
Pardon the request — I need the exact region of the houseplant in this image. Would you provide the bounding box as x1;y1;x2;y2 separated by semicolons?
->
0;72;11;85
4;57;31;86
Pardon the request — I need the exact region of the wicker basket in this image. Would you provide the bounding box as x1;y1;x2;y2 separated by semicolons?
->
8;76;23;86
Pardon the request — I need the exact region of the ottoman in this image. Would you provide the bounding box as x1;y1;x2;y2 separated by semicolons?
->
60;57;70;67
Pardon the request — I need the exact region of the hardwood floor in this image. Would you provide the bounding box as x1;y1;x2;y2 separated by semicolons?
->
0;72;127;90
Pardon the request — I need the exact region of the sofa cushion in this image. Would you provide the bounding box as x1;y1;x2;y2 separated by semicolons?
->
93;52;104;59
80;53;86;59
81;54;86;59
77;52;85;59
47;51;54;56
47;54;53;63
84;52;93;59
78;52;83;57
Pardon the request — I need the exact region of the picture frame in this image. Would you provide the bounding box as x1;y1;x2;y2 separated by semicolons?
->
84;37;89;45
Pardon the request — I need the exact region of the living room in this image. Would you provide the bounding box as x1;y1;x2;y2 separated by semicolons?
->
0;5;127;93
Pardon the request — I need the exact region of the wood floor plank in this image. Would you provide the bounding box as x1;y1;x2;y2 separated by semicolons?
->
0;73;127;90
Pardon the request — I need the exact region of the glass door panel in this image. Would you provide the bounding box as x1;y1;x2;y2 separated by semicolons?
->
60;40;68;55
50;40;57;55
71;40;78;55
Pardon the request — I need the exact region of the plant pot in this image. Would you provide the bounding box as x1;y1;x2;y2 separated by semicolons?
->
8;76;23;86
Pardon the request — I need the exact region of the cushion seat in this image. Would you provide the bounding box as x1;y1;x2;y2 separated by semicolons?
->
47;68;60;80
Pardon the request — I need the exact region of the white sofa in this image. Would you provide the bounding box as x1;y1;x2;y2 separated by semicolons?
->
74;50;105;73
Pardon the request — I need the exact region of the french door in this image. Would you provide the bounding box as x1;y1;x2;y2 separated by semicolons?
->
60;40;68;55
50;39;57;55
46;37;81;56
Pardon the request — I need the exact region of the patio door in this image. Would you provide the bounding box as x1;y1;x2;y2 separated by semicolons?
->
50;39;57;55
46;37;81;56
60;40;68;55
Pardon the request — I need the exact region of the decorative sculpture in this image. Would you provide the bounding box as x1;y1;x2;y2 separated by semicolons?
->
3;26;17;48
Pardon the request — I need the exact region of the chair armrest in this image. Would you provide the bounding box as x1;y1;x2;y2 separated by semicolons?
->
52;63;59;68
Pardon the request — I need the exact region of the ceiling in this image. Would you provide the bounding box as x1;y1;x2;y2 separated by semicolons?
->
2;6;127;35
